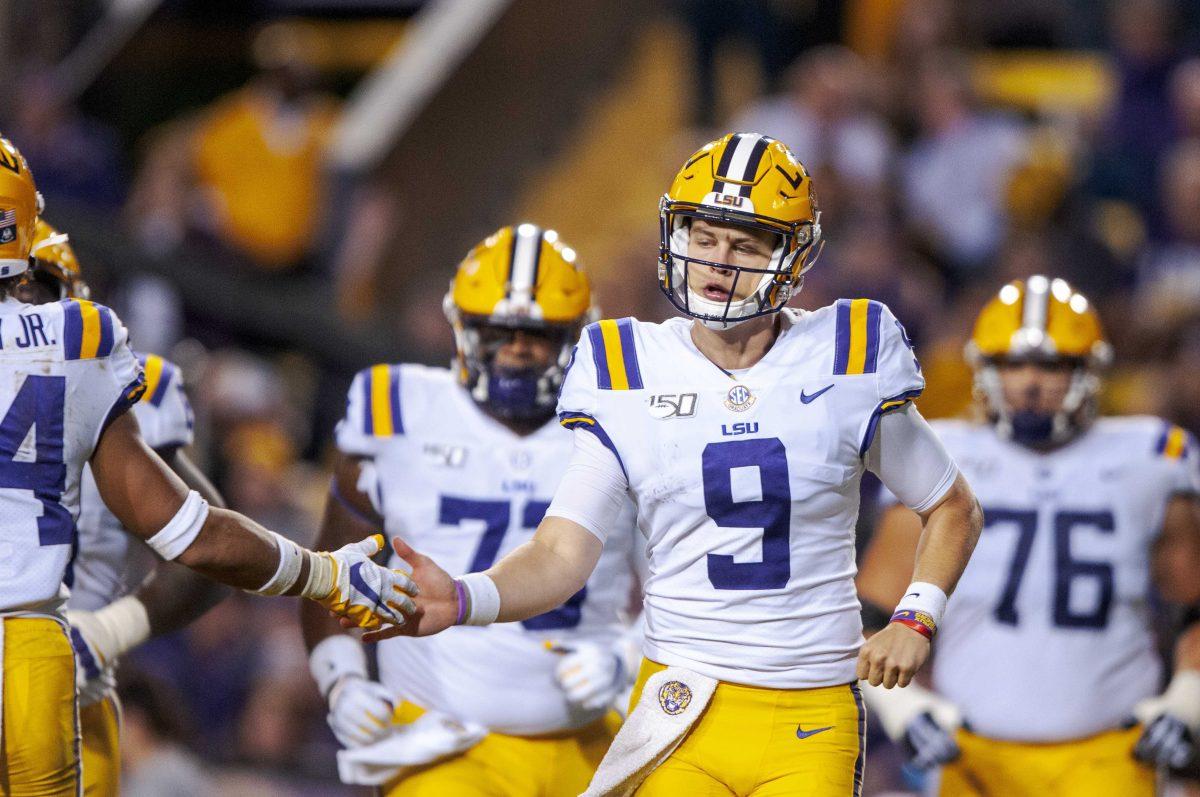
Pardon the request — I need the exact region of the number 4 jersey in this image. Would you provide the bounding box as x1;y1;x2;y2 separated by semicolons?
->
336;364;640;735
554;302;944;689
910;418;1200;742
0;297;143;615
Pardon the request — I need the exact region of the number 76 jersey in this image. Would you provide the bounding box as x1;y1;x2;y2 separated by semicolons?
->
916;417;1200;742
557;303;927;689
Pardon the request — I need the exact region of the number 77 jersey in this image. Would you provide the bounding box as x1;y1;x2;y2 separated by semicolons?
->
557;303;926;689
0;298;144;615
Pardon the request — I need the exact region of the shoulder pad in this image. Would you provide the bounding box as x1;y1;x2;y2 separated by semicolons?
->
585;318;644;391
61;299;119;360
137;353;180;407
357;363;403;437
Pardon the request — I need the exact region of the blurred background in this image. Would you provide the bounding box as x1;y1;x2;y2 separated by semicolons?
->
9;0;1200;793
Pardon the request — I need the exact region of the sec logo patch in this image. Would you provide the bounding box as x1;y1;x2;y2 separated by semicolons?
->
658;680;692;715
724;384;755;412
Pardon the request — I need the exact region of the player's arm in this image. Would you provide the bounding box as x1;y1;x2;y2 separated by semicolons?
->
67;446;234;670
857;405;984;689
1135;494;1200;769
360;428;621;642
856;502;923;628
91;411;414;630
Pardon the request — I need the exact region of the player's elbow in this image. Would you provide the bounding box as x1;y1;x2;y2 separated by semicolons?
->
927;475;984;545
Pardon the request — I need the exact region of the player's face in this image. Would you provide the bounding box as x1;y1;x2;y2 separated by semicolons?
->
14;269;61;305
686;218;777;303
481;326;559;371
997;361;1074;415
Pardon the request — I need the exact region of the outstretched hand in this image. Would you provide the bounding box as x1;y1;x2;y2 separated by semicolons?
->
336;536;461;642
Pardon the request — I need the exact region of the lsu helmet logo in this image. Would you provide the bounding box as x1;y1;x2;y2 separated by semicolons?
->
658;680;693;716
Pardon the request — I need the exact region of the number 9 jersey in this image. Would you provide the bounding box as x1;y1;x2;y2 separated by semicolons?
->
0;298;143;615
554;302;942;689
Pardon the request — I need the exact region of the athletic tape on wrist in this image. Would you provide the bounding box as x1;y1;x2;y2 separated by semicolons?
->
300;551;334;600
891;581;948;638
456;573;500;626
145;490;209;560
256;532;304;595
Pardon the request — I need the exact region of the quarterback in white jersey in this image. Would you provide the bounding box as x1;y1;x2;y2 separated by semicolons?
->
372;133;985;797
0;135;416;795
859;277;1200;796
14;220;235;795
302;225;641;796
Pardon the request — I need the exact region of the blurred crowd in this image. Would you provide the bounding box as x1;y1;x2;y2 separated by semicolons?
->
7;0;1200;793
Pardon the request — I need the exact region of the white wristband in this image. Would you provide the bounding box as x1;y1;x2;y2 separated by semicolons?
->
256;532;305;595
456;573;500;626
146;491;209;560
893;581;948;630
309;634;369;699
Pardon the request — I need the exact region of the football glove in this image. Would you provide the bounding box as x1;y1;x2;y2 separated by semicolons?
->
66;595;151;707
904;710;961;770
309;535;417;630
1133;670;1200;769
551;640;626;711
328;676;397;749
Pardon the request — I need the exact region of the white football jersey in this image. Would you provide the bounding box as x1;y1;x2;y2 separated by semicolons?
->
70;353;195;611
911;418;1199;741
0;297;143;615
336;363;640;735
556;302;925;689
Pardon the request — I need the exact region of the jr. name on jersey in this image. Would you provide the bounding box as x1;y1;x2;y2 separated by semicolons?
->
859;277;1200;797
367;133;984;797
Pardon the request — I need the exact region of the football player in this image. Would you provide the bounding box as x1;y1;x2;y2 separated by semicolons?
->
301;224;642;796
857;276;1200;795
361;133;985;796
0;136;414;795
15;219;236;795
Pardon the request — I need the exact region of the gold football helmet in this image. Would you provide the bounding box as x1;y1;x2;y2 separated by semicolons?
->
966;276;1111;444
28;219;89;299
659;132;821;328
0;137;43;279
444;224;596;420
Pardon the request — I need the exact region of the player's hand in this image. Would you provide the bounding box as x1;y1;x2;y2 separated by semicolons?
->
550;640;625;711
64;611;116;707
856;622;931;688
350;536;459;642
1133;714;1196;769
903;711;961;769
315;534;418;631
327;675;396;748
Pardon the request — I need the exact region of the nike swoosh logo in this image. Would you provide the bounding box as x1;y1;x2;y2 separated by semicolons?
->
904;592;921;599
800;384;834;404
796;725;834;740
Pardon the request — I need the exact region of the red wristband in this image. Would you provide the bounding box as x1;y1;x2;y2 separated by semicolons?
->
890;608;936;640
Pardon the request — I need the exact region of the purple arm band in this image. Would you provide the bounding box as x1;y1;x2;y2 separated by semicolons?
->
453;579;469;625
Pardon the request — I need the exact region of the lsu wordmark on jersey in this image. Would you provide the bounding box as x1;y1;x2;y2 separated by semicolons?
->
559;299;923;689
338;362;638;736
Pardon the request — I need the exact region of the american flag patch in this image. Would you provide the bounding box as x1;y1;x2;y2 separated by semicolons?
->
0;208;15;245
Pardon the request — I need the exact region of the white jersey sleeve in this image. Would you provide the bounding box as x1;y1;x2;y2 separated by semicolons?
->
1154;422;1200;496
867;403;957;513
545;428;628;541
855;301;925;457
556;325;628;487
130;353;193;451
335;364;404;458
